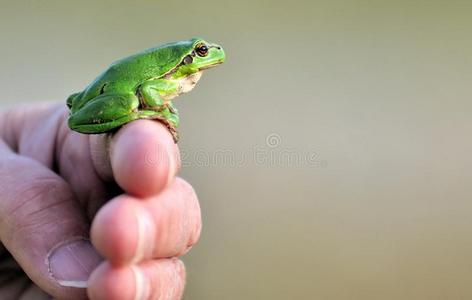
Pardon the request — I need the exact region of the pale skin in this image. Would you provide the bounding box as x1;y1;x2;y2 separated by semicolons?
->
0;103;201;299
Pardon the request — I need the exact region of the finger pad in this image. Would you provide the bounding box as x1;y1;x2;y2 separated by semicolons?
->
111;120;177;197
91;197;139;264
88;263;136;300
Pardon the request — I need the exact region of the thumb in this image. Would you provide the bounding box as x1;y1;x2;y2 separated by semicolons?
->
0;140;102;299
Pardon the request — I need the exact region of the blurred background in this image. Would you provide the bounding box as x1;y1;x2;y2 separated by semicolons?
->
1;1;472;299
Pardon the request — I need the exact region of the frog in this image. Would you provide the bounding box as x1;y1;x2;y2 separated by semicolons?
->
66;38;225;142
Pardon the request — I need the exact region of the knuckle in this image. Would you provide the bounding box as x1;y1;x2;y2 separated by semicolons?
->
175;177;196;198
174;178;201;256
149;259;186;300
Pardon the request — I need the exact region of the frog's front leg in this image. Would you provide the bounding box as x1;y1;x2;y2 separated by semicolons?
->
139;79;179;110
166;102;179;127
142;104;180;142
139;79;181;141
159;103;180;142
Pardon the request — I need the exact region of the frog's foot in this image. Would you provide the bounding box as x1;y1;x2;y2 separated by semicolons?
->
154;116;179;143
140;107;180;143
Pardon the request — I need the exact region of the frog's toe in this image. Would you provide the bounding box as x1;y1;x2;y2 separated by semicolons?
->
66;92;81;109
68;113;138;134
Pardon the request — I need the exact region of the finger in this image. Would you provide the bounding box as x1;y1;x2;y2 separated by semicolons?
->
87;259;185;300
107;119;181;198
0;140;102;299
91;178;201;265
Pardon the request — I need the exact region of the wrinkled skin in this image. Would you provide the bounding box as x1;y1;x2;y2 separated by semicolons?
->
67;38;225;142
0;103;202;299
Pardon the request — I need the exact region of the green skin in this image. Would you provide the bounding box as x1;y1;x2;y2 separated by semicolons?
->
67;38;225;142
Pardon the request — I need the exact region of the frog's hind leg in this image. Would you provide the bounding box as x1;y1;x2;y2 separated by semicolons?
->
68;92;146;134
68;92;180;141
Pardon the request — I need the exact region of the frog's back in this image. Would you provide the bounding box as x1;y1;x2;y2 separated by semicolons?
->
70;39;198;110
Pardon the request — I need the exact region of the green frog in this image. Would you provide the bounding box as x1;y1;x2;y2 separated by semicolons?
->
67;38;225;142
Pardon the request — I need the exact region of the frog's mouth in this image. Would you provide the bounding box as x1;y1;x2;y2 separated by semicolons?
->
198;60;224;71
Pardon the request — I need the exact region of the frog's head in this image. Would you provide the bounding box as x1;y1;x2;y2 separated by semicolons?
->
171;38;225;78
188;38;225;70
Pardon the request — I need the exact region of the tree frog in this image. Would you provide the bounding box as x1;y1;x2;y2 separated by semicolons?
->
67;38;225;142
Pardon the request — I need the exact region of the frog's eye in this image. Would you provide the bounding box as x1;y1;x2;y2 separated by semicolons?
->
195;43;209;57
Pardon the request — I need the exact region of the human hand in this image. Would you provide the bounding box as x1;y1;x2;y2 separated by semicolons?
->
0;103;201;299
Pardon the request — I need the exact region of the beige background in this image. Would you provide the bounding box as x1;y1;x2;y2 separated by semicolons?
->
1;1;472;299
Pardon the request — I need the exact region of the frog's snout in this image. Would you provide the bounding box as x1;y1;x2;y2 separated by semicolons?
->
211;44;225;63
211;44;223;51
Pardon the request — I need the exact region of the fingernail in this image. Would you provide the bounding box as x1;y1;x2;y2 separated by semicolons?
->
132;208;155;263
131;265;150;300
48;239;103;288
166;145;177;188
89;134;114;182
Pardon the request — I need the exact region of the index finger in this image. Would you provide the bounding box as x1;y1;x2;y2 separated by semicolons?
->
92;120;180;198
